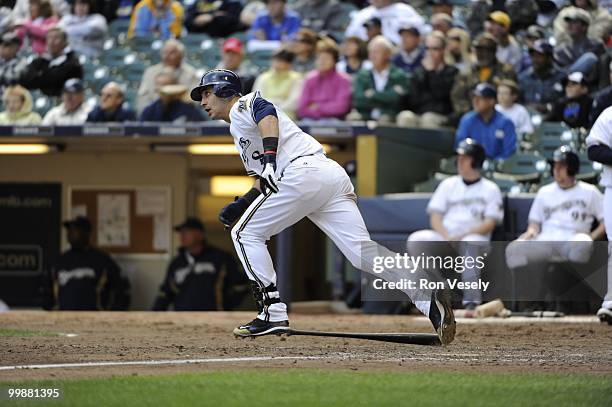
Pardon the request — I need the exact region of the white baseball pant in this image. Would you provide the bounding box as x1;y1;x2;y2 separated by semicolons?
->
231;154;433;322
602;187;612;309
505;233;595;270
407;230;490;305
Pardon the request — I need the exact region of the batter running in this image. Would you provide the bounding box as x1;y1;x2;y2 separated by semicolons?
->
190;69;456;344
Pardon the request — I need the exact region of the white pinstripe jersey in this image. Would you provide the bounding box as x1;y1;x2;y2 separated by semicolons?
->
228;91;323;177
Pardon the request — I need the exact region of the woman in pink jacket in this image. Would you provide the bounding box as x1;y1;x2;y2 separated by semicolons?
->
14;0;59;55
298;39;352;121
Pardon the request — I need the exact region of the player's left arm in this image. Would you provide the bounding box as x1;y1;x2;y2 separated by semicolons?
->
255;101;280;193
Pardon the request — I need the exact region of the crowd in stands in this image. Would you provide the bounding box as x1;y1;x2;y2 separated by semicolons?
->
0;0;608;154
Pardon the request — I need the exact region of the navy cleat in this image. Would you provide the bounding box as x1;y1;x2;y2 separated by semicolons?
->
428;289;456;345
233;318;289;337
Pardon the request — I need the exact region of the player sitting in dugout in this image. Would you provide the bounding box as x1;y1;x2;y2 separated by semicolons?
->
45;216;131;311
152;217;249;311
505;146;605;271
407;138;504;310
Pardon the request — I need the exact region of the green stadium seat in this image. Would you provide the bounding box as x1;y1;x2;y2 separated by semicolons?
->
413;173;449;193
438;157;457;175
494;152;547;182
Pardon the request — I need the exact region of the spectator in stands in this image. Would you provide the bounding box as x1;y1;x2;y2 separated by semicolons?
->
292;28;317;74
345;0;425;45
137;39;199;113
249;0;300;46
215;38;255;94
518;39;564;114
0;85;42;124
291;0;349;37
239;0;265;28
0;33;27;92
11;0;69;22
13;0;59;55
49;216;129;311
518;25;546;73
451;33;516;123
128;0;184;40
58;0;108;58
185;0;243;37
505;0;539;32
484;11;522;73
553;7;606;77
546;71;593;129
336;36;371;76
392;24;424;75
396;31;458;128
87;82;137;122
42;78;90;124
455;83;517;160
445;27;471;74
352;35;407;123
141;72;205;122
362;17;382;42
496;79;533;137
20;27;83;97
152;217;247;311
554;0;612;44
298;39;351;121
431;13;453;35
253;48;303;120
407;138;503;310
590;60;612;125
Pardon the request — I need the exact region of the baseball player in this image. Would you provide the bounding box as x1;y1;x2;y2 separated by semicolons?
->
586;106;612;324
407;139;504;309
505;146;605;281
190;69;456;344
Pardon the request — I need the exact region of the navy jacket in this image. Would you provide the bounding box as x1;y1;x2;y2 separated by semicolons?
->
86;105;137;122
140;99;205;122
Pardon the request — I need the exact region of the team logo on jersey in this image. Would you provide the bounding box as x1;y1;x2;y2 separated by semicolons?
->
238;100;247;112
239;137;251;164
252;151;265;165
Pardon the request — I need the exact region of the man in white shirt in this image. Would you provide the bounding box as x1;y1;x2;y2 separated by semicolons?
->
42;78;91;125
344;0;426;45
505;145;605;272
586;106;612;323
408;139;504;309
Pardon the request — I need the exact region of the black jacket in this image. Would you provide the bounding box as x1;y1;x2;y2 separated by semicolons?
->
406;64;458;117
87;105;137;122
50;247;129;310
185;0;243;36
20;50;83;96
152;244;247;311
547;93;593;129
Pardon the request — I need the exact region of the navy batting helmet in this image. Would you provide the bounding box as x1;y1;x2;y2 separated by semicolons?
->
190;69;242;101
456;138;486;169
550;145;579;176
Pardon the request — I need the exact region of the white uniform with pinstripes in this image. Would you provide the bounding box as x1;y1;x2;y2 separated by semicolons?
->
228;92;433;322
586;106;612;310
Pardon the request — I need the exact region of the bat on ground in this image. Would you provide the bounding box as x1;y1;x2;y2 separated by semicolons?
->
283;328;441;346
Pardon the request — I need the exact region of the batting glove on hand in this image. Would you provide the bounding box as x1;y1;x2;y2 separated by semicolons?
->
219;197;250;227
260;155;279;193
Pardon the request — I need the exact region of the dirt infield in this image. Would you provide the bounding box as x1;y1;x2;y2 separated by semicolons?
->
1;311;611;381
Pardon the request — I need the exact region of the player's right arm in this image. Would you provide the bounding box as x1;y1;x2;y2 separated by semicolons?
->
518;222;540;240
430;212;450;240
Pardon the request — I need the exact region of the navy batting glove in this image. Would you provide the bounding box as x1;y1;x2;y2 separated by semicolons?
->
219;197;250;226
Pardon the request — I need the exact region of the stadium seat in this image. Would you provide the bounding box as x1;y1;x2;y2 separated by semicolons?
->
490;175;524;194
413;173;449;193
575;151;604;182
494;152;547;182
533;136;565;159
438;157;457;175
31;91;54;117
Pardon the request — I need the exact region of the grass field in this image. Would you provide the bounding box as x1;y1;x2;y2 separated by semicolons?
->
2;370;612;407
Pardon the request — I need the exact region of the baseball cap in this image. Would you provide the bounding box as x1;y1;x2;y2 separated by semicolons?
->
562;71;586;86
174;217;205;232
222;38;243;54
63;78;84;93
472;33;497;50
0;32;20;46
525;25;545;39
363;17;381;29
398;23;420;36
63;216;92;232
529;39;553;55
472;82;497;99
564;7;591;25
488;11;511;30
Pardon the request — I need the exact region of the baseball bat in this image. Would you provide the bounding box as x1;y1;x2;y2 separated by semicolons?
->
284;328;441;346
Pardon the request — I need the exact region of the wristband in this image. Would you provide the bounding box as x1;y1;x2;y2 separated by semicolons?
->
262;137;278;156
